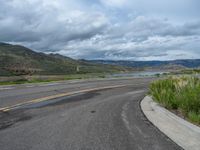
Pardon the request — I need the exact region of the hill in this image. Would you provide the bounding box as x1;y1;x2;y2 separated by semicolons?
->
90;59;200;69
0;43;130;76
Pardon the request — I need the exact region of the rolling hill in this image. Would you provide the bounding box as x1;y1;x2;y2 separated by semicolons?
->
90;59;200;69
0;43;130;76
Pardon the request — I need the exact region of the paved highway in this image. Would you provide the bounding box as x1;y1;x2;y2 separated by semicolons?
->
0;78;181;150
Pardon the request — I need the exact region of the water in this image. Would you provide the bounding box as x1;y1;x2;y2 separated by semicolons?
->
108;71;168;78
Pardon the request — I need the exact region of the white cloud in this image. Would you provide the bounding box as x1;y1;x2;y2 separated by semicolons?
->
100;0;127;7
0;0;200;60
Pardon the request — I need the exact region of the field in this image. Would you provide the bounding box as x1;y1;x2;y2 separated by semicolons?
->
0;73;107;85
150;76;200;125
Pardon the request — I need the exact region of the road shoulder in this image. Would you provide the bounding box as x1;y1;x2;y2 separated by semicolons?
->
141;96;200;150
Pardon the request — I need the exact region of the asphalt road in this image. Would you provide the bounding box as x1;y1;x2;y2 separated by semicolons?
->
0;78;181;150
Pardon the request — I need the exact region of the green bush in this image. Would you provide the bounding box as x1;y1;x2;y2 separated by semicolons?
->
188;112;200;124
150;76;200;125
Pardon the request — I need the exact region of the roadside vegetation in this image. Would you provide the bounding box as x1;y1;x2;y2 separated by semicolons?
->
0;73;106;85
150;76;200;125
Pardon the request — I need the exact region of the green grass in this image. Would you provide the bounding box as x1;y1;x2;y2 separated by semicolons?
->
167;69;200;76
0;73;107;85
150;76;200;125
180;69;200;74
0;78;56;85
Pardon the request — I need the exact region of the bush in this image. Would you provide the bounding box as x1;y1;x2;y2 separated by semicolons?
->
150;76;200;124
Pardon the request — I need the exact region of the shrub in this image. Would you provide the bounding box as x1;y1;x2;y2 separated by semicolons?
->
150;76;200;124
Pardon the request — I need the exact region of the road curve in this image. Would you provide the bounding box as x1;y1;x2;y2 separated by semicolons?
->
0;78;181;150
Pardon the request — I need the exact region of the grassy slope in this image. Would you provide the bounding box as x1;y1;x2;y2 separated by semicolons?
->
150;76;200;125
0;43;131;76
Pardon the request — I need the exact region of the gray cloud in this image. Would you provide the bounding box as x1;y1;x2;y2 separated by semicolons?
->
0;0;108;48
0;0;200;60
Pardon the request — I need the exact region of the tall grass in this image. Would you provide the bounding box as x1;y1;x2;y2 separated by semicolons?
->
150;76;200;125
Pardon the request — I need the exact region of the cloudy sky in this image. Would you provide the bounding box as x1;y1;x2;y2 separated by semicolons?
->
1;0;200;60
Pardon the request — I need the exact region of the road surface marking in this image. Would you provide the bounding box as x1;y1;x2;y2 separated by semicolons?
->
0;84;129;112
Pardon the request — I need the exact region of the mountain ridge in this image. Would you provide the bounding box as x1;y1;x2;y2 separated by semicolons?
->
89;59;200;68
0;43;130;76
1;42;199;77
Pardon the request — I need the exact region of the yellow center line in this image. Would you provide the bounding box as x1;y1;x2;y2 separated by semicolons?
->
0;84;128;112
